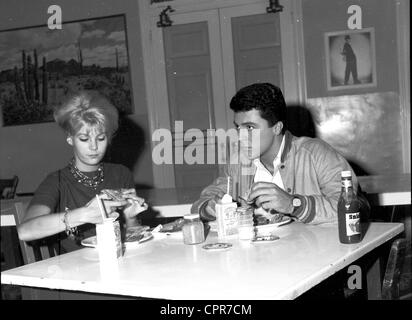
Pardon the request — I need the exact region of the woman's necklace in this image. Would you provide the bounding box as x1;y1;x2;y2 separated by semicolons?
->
68;158;104;189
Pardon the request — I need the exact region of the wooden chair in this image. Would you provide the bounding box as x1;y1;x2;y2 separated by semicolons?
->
12;202;59;299
0;175;19;199
1;179;22;274
10;202;132;300
381;238;411;300
13;202;59;265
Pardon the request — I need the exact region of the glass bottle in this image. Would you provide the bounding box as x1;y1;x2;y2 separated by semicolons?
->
338;171;362;244
182;214;205;245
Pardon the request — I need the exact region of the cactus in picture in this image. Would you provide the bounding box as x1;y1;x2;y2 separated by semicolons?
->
33;49;40;101
13;66;26;104
115;48;119;72
42;56;48;104
27;54;33;100
78;39;83;75
22;50;28;98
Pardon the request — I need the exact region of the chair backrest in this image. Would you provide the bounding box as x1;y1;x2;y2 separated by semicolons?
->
13;202;59;265
0;175;19;199
381;238;407;300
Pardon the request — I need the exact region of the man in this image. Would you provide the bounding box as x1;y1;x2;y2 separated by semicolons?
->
191;83;362;224
341;35;361;85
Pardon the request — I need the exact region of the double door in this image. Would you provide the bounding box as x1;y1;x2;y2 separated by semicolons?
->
143;0;302;188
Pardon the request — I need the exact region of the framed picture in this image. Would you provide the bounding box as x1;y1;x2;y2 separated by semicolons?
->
324;28;377;91
0;14;133;127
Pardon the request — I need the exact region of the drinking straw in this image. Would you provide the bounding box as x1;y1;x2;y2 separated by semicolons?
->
227;176;230;195
96;194;108;219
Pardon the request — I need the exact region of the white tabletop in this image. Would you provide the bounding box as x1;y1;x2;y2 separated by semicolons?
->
1;222;403;300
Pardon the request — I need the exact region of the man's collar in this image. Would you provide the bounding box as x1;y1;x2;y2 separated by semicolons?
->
280;130;293;163
253;133;287;168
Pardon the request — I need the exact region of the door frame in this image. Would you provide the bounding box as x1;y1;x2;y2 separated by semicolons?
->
219;1;304;130
138;0;306;188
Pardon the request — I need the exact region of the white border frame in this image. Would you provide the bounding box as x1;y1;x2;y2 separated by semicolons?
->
324;27;377;91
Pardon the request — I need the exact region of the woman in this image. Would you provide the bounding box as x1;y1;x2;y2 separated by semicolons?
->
18;91;148;253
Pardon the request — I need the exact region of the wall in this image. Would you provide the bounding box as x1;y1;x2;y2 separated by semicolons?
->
0;0;154;193
302;0;407;175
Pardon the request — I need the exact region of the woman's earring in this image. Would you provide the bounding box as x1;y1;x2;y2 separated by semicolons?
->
67;137;73;146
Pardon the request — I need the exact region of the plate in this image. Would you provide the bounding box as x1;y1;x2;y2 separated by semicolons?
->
81;236;97;248
202;243;232;251
208;216;292;234
80;231;154;248
251;235;280;243
255;217;292;235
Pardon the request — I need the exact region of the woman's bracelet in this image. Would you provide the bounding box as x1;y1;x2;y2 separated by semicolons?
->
63;208;78;240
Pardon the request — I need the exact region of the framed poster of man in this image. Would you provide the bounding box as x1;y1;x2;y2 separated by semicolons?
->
324;28;377;91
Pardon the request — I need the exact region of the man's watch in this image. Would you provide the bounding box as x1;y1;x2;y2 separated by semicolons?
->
292;196;302;212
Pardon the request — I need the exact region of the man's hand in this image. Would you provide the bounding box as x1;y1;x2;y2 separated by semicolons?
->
203;190;226;219
248;182;294;214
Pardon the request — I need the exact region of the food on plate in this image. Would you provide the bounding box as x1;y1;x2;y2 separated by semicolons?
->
125;225;151;242
101;189;146;205
255;213;286;226
159;218;185;233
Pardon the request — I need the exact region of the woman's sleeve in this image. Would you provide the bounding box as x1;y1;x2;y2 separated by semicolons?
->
29;172;59;211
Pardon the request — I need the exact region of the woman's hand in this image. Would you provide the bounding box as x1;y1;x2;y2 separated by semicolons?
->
123;199;148;220
121;189;149;220
82;195;127;224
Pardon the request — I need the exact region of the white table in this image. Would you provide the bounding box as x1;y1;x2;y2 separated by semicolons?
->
1;222;403;300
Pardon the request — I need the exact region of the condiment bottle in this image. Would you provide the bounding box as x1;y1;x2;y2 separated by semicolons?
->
338;170;362;244
182;214;205;245
215;194;238;239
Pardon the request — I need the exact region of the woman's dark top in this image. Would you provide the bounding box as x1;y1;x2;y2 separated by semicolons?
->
29;162;134;253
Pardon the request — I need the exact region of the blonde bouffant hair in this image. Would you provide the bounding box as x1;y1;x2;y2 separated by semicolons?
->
54;91;119;139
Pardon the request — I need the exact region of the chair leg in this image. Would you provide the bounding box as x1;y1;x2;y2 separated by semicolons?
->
390;206;396;222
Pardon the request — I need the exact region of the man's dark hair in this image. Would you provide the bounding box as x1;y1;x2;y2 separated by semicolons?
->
230;83;286;131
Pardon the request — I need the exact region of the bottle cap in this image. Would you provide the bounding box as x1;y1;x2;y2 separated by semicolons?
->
341;171;352;178
184;213;200;220
220;194;233;204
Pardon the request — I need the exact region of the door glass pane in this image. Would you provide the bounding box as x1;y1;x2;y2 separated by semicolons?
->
163;22;215;131
232;13;284;91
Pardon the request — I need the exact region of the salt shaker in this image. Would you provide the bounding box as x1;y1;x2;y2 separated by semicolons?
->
182;214;205;245
237;206;255;240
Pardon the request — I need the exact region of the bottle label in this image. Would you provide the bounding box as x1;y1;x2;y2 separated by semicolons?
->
345;212;360;236
341;179;352;188
223;207;238;235
216;204;238;238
